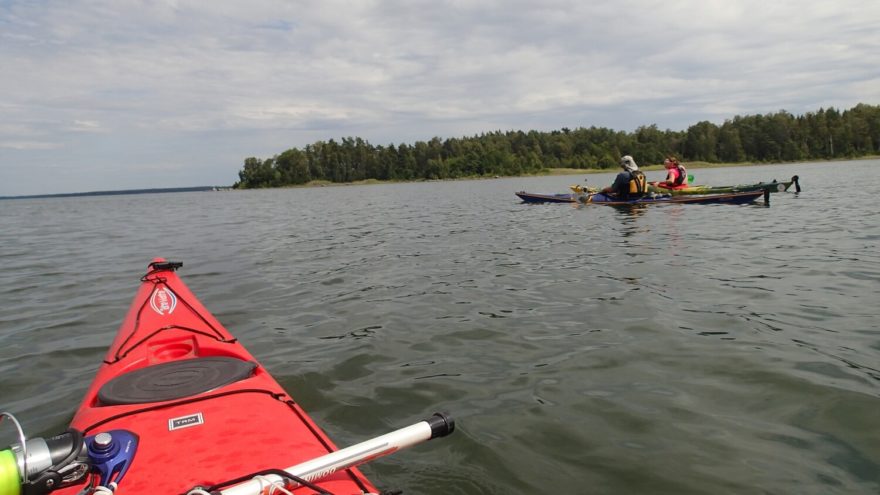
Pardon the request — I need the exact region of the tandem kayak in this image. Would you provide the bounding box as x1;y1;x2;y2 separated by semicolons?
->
521;175;801;203
516;189;768;205
1;260;453;495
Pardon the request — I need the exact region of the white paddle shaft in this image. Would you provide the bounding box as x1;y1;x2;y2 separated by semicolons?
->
216;413;454;495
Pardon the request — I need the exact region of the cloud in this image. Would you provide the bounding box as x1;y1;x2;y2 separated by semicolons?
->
1;0;878;195
0;140;62;151
69;120;106;132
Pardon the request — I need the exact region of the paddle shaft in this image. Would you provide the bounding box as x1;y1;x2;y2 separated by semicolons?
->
214;413;454;495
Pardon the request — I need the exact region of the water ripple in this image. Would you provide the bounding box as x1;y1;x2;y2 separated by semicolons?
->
1;162;879;494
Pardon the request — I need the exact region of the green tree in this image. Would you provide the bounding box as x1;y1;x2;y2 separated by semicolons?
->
235;103;880;188
684;121;719;161
717;123;746;162
275;149;310;185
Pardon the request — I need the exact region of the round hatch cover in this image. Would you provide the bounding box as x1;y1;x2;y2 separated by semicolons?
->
98;357;256;405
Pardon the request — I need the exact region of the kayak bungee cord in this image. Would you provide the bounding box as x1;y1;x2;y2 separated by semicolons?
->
184;413;454;495
111;263;234;365
72;478;116;495
189;468;333;495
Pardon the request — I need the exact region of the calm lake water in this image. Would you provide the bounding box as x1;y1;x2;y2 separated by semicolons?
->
1;160;878;494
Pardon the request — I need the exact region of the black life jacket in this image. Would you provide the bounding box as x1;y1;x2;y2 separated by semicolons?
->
672;164;687;186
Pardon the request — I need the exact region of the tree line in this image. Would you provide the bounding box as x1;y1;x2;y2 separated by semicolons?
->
235;103;880;188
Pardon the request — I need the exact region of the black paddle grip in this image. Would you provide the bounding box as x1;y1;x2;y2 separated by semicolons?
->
426;412;455;439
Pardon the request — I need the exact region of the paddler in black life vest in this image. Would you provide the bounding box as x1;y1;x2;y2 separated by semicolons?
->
600;155;647;199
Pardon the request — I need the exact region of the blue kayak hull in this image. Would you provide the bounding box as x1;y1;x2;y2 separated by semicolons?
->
515;192;576;203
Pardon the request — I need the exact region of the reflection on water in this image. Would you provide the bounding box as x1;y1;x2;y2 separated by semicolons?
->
610;204;650;236
0;161;878;494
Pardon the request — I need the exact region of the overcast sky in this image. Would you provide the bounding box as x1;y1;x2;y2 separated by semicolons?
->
2;0;878;196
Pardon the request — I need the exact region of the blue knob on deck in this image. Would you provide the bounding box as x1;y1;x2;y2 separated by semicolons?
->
85;430;138;488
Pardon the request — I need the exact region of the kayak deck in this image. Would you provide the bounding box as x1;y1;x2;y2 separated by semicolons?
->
649;175;801;195
56;260;377;495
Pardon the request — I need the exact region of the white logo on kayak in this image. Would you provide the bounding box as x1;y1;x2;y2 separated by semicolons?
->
169;413;203;431
150;287;177;315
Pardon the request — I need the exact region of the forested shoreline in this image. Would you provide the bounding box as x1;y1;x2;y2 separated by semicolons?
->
235;103;879;188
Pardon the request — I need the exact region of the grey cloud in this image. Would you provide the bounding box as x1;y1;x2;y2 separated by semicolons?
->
1;0;878;195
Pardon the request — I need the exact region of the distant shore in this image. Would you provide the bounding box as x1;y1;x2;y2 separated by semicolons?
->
0;186;219;200
6;156;875;198
287;156;877;189
503;155;879;177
